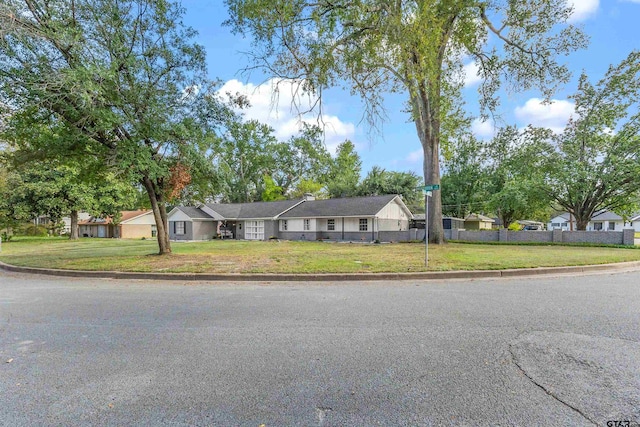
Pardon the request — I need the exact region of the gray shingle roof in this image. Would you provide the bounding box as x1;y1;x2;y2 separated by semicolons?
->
205;199;302;219
280;195;400;218
176;206;213;219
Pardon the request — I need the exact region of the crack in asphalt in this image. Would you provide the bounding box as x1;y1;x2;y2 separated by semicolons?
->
509;344;598;426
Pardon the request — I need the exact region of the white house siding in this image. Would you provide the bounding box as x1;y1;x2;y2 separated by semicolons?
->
376;200;409;221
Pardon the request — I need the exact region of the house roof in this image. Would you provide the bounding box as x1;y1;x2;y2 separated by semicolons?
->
120;210;152;223
205;199;302;219
175;206;214;219
465;213;495;222
279;195;400;218
412;215;464;221
78;217;112;225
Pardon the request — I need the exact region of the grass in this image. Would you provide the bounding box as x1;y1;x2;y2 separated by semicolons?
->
1;236;640;274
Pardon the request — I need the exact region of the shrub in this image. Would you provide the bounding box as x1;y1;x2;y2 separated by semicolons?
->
20;224;48;237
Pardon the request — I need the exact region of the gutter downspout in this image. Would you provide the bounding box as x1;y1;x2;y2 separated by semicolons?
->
342;217;345;241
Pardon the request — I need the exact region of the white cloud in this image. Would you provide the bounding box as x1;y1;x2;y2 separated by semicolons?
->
404;149;423;164
514;98;575;133
218;79;356;155
463;61;482;87
567;0;599;22
472;118;496;139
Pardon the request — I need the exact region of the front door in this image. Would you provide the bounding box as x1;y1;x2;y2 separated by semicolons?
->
245;220;264;240
97;226;106;238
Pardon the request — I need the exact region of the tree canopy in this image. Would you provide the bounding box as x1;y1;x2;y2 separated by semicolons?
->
0;0;226;253
224;0;587;243
545;51;640;230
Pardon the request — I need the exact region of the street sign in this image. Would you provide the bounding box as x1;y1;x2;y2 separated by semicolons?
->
423;184;440;191
423;190;432;197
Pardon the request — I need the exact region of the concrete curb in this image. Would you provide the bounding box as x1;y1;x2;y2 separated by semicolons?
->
2;260;640;282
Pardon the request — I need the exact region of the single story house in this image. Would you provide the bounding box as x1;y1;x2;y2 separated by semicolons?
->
79;210;156;238
464;214;495;230
548;211;640;231
168;194;413;242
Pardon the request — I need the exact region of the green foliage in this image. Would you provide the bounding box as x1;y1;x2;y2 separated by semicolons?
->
290;178;326;199
545;51;640;230
261;175;285;201
0;0;228;253
326;140;361;198
508;222;523;231
224;0;588;243
359;166;422;212
441;133;489;218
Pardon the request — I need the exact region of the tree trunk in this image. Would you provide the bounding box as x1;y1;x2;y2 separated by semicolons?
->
576;218;589;230
142;176;171;255
412;92;444;244
422;138;444;244
69;210;79;240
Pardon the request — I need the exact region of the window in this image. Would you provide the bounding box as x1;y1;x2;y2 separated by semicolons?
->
304;219;310;231
552;222;560;229
608;222;616;231
593;222;603;231
359;218;368;231
245;220;264;240
327;219;335;231
281;220;288;231
151;225;157;237
175;221;185;235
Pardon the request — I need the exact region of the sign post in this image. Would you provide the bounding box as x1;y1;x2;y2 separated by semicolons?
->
418;184;440;267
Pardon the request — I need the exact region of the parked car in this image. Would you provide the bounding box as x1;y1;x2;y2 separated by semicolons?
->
523;224;544;231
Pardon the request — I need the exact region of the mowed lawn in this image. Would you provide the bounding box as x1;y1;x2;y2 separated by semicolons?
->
1;237;640;274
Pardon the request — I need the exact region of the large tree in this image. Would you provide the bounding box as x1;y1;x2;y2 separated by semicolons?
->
485;126;553;228
546;51;640;230
440;133;489;219
359;166;422;212
325;140;361;198
225;0;587;243
0;0;223;254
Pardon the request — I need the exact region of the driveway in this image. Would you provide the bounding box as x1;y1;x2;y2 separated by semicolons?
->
1;270;639;426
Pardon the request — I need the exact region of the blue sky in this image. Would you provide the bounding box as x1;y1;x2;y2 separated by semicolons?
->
182;0;640;176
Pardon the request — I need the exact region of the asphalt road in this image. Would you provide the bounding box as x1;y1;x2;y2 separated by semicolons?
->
1;270;639;426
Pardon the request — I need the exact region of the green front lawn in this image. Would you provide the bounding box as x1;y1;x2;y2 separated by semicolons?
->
1;237;639;274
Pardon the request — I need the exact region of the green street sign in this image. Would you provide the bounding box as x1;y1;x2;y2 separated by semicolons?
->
423;184;440;191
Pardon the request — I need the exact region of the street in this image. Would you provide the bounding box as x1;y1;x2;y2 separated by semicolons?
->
1;270;639;426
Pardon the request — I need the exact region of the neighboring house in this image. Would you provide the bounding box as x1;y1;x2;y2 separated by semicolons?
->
548;213;575;230
168;194;413;242
79;210;156;238
464;214;495;230
79;216;116;238
411;215;464;230
118;210;156;238
548;211;639;231
62;212;91;234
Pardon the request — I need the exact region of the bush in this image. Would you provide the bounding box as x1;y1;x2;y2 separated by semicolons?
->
1;231;13;242
20;224;49;237
508;222;523;231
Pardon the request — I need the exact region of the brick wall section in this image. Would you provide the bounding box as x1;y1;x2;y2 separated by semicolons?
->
562;231;624;245
507;231;553;243
623;229;635;246
449;229;632;245
458;230;500;242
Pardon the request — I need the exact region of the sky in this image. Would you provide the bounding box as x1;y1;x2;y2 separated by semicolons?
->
181;0;640;177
